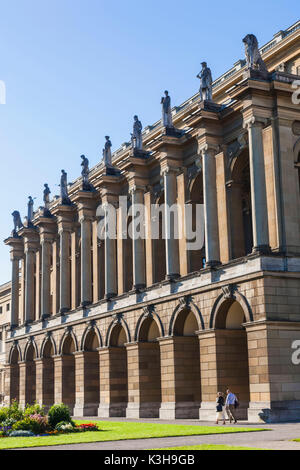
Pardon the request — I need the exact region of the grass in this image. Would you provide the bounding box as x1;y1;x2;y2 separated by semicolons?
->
152;444;265;450
293;439;300;442
0;420;266;449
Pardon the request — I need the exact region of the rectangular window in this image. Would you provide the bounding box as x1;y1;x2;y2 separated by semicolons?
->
0;306;2;314
6;303;10;311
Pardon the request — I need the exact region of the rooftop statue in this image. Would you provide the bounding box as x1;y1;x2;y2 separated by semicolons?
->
243;34;268;72
161;90;173;128
60;169;70;204
131;115;143;150
102;136;112;166
81;154;91;190
11;210;23;235
197;62;213;101
43;183;51;215
27;196;34;225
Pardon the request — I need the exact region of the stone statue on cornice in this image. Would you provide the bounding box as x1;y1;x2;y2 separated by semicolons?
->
81;154;90;189
102;136;112;166
43;184;51;208
161;90;173;128
131;115;143;150
11;210;23;235
43;183;51;216
243;34;267;73
197;62;213;101
60;169;70;204
27;196;34;225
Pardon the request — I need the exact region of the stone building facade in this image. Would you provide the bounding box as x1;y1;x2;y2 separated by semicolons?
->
3;21;300;422
0;282;11;404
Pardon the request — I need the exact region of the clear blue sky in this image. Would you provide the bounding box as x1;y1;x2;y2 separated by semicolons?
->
0;0;298;284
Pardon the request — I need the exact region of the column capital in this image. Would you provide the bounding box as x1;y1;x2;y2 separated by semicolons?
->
5;236;24;260
198;142;220;157
160;164;180;178
128;184;145;195
243;115;268;130
35;216;57;242
18;227;40;253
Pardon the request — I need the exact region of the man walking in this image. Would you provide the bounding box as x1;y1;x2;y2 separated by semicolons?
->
225;388;238;423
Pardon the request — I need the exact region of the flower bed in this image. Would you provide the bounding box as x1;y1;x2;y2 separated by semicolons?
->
0;401;99;438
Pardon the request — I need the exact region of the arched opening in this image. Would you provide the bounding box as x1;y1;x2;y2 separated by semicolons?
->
214;299;250;419
137;317;161;417
172;308;201;417
42;339;55;408
10;348;20;403
153;195;166;283
82;329;100;415
25;343;36;405
61;335;76;412
107;323;128;416
188;173;205;272
229;149;253;258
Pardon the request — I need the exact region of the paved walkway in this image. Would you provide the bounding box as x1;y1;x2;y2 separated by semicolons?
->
13;418;300;451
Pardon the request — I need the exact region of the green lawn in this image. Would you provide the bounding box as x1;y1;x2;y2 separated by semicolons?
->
0;420;265;449
153;444;264;450
293;439;300;442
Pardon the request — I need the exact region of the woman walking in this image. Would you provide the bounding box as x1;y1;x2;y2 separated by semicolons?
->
215;392;226;425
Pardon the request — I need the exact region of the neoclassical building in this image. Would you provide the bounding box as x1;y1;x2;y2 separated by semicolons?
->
3;21;300;422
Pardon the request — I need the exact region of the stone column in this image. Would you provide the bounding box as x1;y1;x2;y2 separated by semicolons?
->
92;220;100;303
53;355;63;404
52;205;76;315
40;236;53;319
246;321;300;423
35;358;44;405
162;166;180;280
80;215;92;306
200;145;220;267
25;248;37;324
74;191;98;306
51;239;60;315
71;229;79;310
4;237;24;328
215;151;231;262
176;172;189;276
59;228;71;314
244;117;270;253
144;191;154;286
130;187;146;290
73;351;85;416
126;342;161;418
98;347;127;417
126;342;141;418
159;336;201;419
104;203;117;299
18;361;26;408
11;258;21;328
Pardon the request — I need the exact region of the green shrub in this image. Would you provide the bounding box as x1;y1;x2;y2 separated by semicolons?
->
48;404;71;429
12;417;41;435
24;403;45;417
1;417;17;427
7;400;24;421
55;421;77;433
0;408;9;423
